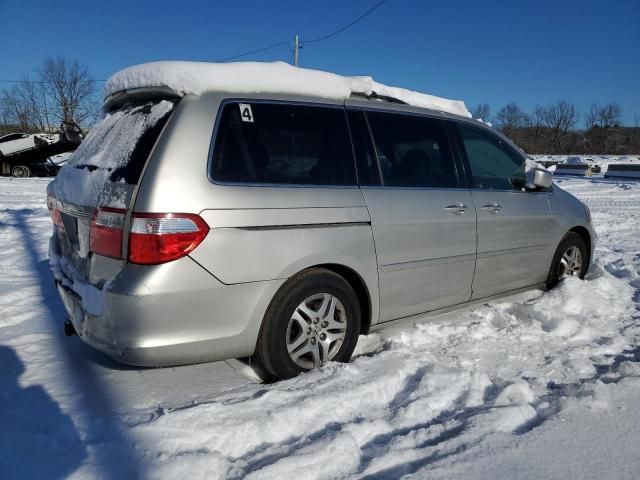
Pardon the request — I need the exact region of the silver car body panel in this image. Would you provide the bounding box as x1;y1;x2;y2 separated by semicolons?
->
362;187;476;321
470;189;552;299
50;89;596;367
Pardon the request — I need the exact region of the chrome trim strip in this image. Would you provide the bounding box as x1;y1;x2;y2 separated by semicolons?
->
476;244;548;260
381;253;476;272
235;221;371;231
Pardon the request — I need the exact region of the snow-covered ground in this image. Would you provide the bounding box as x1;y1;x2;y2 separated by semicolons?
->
1;176;639;479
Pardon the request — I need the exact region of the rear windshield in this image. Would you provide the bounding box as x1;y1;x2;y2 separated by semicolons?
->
210;102;356;186
50;99;174;207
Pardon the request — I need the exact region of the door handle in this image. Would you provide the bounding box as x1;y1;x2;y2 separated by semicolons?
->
481;202;502;214
444;203;468;215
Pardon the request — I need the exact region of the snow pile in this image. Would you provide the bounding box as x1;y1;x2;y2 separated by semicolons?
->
49;100;173;207
104;61;471;117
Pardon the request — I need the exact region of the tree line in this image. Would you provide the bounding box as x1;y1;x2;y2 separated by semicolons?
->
0;57;100;135
471;102;640;155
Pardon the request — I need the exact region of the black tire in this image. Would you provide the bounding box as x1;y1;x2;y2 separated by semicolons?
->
12;165;31;178
253;268;361;381
546;232;589;289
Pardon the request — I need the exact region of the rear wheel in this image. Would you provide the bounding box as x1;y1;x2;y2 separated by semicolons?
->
11;165;31;178
546;232;588;289
253;268;361;381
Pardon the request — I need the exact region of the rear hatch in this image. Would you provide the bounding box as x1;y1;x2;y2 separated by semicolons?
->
48;97;177;296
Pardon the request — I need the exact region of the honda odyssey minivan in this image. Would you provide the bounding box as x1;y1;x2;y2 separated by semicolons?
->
48;62;595;380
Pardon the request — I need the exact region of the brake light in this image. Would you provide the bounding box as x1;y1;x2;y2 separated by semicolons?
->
128;213;209;265
47;195;65;229
90;207;126;259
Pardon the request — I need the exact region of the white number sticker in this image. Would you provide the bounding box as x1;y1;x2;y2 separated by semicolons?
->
239;103;254;123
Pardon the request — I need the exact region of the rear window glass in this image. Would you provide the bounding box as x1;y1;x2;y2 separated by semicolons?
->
50;100;174;207
366;111;458;188
211;102;356;186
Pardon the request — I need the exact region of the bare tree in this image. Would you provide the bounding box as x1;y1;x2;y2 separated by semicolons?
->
597;103;622;128
542;100;578;153
584;103;623;153
471;103;490;121
40;56;96;124
527;106;546;152
495;102;528;142
0;56;99;132
0;75;50;131
585;104;598;130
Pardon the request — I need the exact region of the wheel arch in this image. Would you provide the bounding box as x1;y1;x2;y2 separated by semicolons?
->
311;263;372;335
268;263;373;336
567;225;592;268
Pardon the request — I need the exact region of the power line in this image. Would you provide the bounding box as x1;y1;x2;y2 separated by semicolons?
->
0;79;106;84
217;41;292;62
0;41;293;85
2;1;390;82
302;0;389;44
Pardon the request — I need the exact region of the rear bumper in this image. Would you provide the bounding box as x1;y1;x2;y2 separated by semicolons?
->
53;248;284;366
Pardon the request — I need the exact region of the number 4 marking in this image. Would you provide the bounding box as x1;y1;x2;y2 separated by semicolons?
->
239;103;254;123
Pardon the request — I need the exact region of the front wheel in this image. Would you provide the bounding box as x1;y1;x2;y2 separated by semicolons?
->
253;269;361;381
546;232;588;289
12;165;31;178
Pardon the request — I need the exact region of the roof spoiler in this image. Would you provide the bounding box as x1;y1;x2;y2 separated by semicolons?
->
103;86;182;112
349;92;408;105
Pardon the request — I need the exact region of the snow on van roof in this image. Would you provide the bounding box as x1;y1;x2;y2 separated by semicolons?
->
104;61;471;118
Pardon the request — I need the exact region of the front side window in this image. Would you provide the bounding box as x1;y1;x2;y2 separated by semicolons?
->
457;124;525;190
211;102;356;186
366;111;458;188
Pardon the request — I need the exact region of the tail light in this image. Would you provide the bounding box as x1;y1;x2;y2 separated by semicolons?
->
90;207;127;259
47;195;65;229
128;213;209;265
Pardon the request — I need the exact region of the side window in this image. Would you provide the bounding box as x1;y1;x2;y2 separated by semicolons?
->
347;109;380;186
0;133;23;142
211;102;356;186
366;111;458;188
457;124;525;190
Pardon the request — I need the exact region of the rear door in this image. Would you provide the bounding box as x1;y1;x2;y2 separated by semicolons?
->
453;122;551;299
352;109;477;322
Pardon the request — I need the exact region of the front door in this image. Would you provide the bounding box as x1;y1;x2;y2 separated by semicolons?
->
454;123;551;299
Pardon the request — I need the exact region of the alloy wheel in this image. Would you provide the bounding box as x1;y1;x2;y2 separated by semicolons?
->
286;293;347;369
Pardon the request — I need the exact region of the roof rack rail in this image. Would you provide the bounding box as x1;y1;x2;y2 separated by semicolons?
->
349;92;408;105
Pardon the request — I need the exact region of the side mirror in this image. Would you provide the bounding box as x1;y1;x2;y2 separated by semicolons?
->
532;168;552;189
524;159;553;190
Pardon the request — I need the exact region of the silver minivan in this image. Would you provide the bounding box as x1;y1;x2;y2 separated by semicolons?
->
48;63;595;380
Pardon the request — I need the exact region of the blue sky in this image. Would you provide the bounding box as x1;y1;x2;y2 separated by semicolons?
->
1;0;639;125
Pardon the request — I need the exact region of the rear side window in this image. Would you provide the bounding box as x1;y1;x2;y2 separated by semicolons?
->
457;124;525;190
366;111;458;188
211;102;356;186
